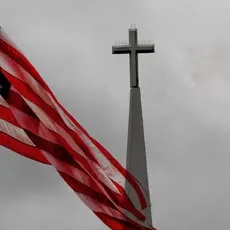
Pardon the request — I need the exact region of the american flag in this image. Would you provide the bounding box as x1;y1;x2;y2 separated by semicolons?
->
0;28;156;230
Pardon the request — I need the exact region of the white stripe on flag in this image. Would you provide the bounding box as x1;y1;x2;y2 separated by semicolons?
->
0;118;35;146
0;95;9;108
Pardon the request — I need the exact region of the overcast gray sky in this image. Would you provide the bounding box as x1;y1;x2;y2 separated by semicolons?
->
1;0;230;229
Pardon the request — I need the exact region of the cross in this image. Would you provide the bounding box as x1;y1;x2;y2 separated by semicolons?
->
112;27;155;88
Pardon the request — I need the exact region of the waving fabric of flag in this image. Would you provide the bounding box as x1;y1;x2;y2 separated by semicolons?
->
0;28;156;230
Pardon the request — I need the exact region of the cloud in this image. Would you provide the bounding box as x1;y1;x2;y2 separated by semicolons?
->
1;0;230;229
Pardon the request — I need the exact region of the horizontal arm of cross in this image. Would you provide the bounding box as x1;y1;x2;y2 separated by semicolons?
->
112;45;131;54
136;44;155;53
112;44;155;54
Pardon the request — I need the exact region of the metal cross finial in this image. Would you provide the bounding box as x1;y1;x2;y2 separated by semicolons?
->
112;27;155;88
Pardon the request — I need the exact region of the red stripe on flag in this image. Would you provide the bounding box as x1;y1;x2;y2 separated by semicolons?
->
0;104;19;127
6;89;37;118
0;131;49;164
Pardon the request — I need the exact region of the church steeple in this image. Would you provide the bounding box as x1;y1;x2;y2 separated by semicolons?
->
112;27;155;225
